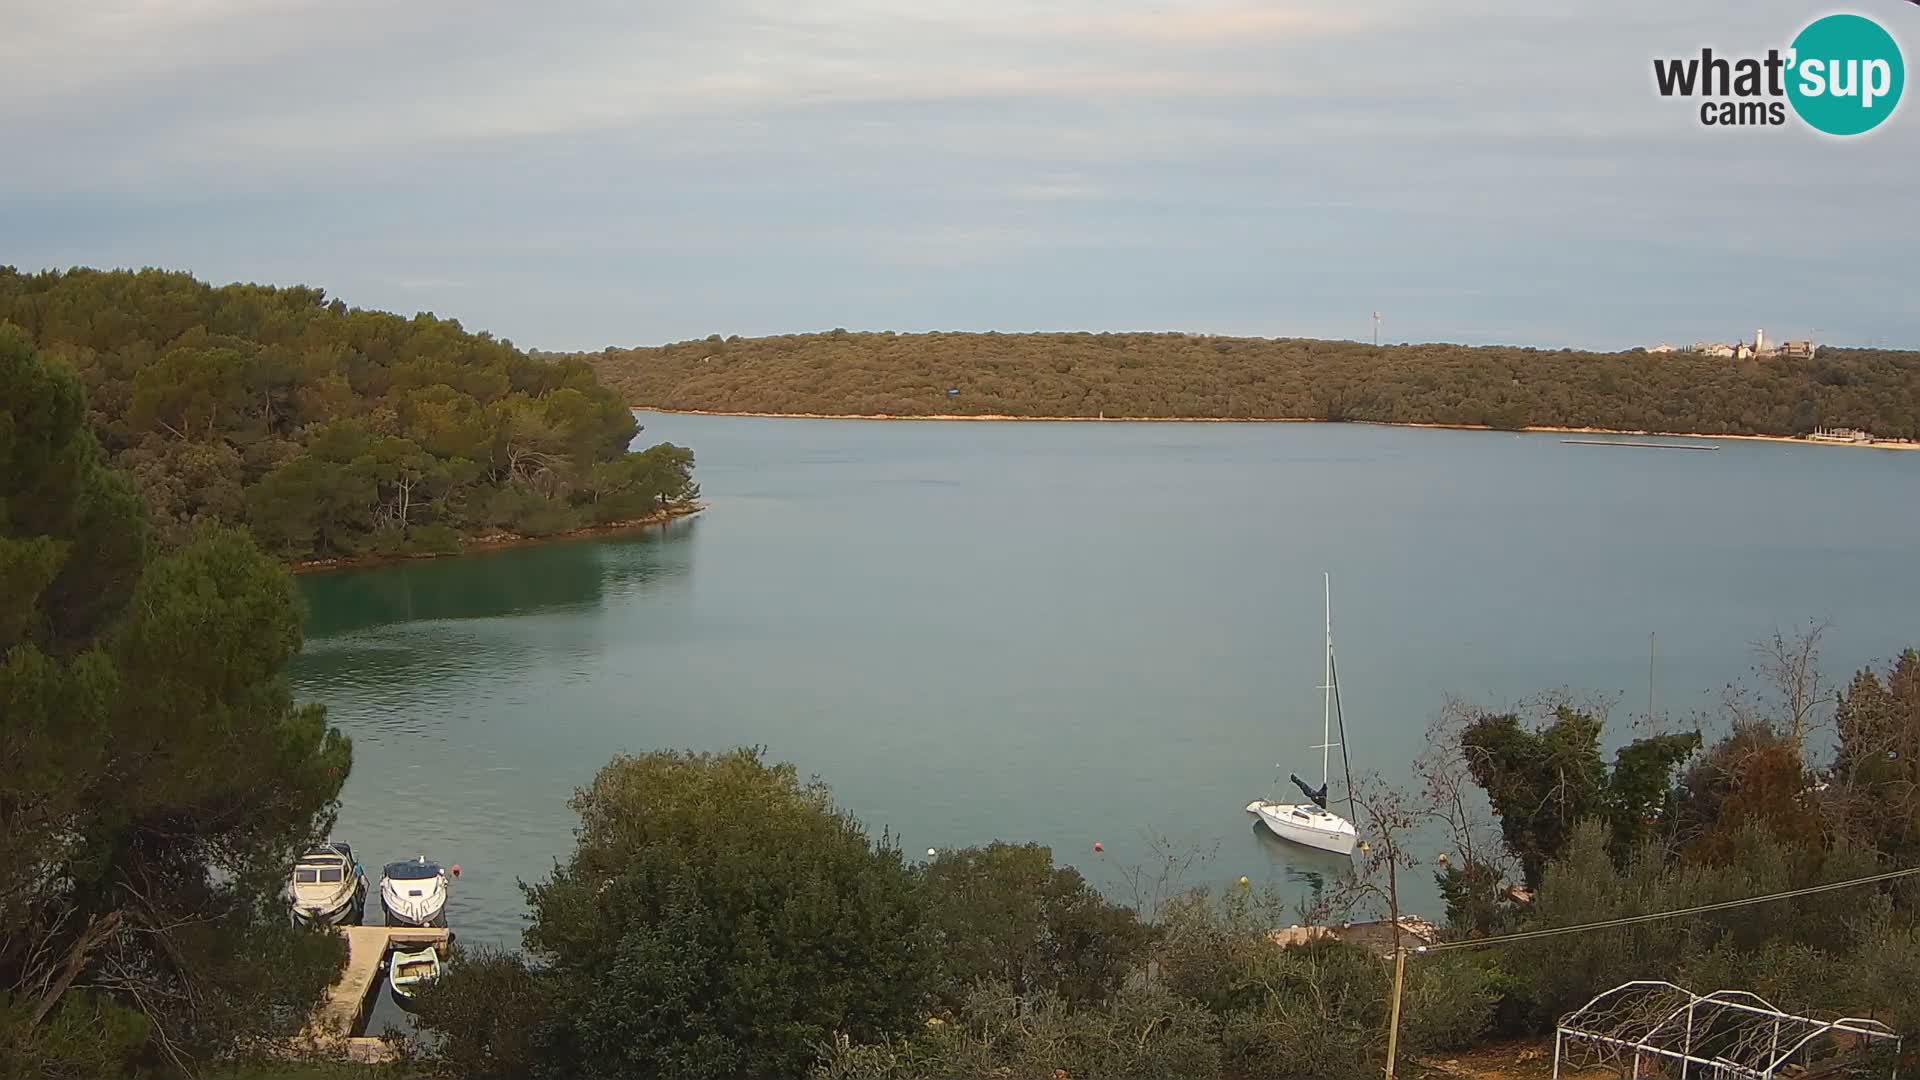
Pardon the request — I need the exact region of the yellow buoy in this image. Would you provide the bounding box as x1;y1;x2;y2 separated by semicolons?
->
1238;876;1250;888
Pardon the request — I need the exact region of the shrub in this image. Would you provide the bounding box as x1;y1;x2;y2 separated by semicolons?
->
502;748;933;1080
925;842;1151;1008
814;982;1220;1080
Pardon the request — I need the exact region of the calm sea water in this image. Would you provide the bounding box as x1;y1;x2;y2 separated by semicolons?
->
292;414;1920;954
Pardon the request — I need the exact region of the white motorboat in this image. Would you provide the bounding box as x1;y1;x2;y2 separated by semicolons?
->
387;945;442;1008
380;856;450;927
285;843;367;926
1246;574;1359;857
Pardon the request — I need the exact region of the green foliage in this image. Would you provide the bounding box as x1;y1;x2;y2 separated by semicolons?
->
1210;939;1389;1080
1831;650;1920;860
409;947;565;1080
1671;721;1819;860
815;983;1222;1080
0;990;149;1080
2;329;351;1074
1460;707;1699;886
0;326;148;653
0;267;694;563
1434;858;1506;937
581;332;1920;438
1149;889;1418;1080
924;841;1151;1008
1398;954;1501;1053
585;442;698;524
1494;820;1902;1032
422;748;935;1080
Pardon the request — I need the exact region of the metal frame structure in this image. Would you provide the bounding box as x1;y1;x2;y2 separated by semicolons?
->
1554;980;1903;1080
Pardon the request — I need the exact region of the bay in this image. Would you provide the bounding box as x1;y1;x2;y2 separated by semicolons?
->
292;413;1920;951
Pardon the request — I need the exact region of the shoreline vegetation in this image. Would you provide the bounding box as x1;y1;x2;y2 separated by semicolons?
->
636;407;1920;450
286;502;703;574
579;329;1920;447
399;648;1920;1080
0;267;700;569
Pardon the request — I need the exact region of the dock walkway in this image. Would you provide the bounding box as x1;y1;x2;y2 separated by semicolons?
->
1561;438;1717;451
294;926;451;1063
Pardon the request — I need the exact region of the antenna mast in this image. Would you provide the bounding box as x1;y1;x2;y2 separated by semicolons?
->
1318;573;1335;786
1648;631;1656;727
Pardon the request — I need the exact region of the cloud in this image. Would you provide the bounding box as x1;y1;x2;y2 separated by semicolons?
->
1065;5;1376;42
392;277;470;291
2;0;1915;350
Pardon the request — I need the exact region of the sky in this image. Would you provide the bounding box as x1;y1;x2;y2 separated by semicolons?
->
3;0;1916;351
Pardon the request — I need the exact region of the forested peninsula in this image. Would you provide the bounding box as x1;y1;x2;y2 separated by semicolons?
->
581;331;1920;439
0;268;697;566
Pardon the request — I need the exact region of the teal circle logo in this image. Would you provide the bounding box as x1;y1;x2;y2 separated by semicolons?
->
1787;14;1904;135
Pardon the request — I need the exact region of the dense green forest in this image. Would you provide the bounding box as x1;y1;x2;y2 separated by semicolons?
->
4;330;354;1076
581;331;1920;438
0;267;697;564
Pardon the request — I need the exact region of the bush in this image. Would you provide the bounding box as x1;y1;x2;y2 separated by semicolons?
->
1213;939;1389;1080
0;991;149;1080
925;842;1151;1008
1492;819;1908;1034
427;748;935;1080
1399;954;1499;1053
1152;890;1394;1080
409;947;563;1080
815;982;1221;1080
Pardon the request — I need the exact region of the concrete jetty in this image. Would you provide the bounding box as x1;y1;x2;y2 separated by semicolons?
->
296;925;451;1062
1561;438;1717;451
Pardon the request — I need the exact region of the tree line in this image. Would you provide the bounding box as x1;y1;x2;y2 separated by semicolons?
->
580;330;1920;438
3;329;353;1076
0;267;697;564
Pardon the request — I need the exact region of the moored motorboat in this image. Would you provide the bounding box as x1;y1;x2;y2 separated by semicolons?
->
380;856;450;927
387;945;442;1008
285;843;367;926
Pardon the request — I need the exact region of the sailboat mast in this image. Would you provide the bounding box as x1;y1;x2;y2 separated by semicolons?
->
1321;572;1333;787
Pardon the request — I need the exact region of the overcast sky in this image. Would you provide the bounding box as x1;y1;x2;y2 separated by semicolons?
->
3;0;1915;351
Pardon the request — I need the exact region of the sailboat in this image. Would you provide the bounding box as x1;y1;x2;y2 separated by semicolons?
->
1246;573;1358;856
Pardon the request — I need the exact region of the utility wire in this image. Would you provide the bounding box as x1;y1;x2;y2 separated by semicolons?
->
1415;864;1920;954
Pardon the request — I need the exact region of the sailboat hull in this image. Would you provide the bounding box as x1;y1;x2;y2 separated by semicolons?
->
1247;801;1357;855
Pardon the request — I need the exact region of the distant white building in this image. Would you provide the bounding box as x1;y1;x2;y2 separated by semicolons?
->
1670;332;1817;360
1810;427;1874;444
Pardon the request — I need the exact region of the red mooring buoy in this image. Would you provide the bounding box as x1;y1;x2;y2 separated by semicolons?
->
1093;842;1104;854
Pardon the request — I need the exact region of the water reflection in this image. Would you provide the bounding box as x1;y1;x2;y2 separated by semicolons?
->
1249;819;1355;894
287;412;1920;951
299;519;695;640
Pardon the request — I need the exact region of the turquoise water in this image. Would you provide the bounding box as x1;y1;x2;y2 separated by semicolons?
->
292;414;1920;953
